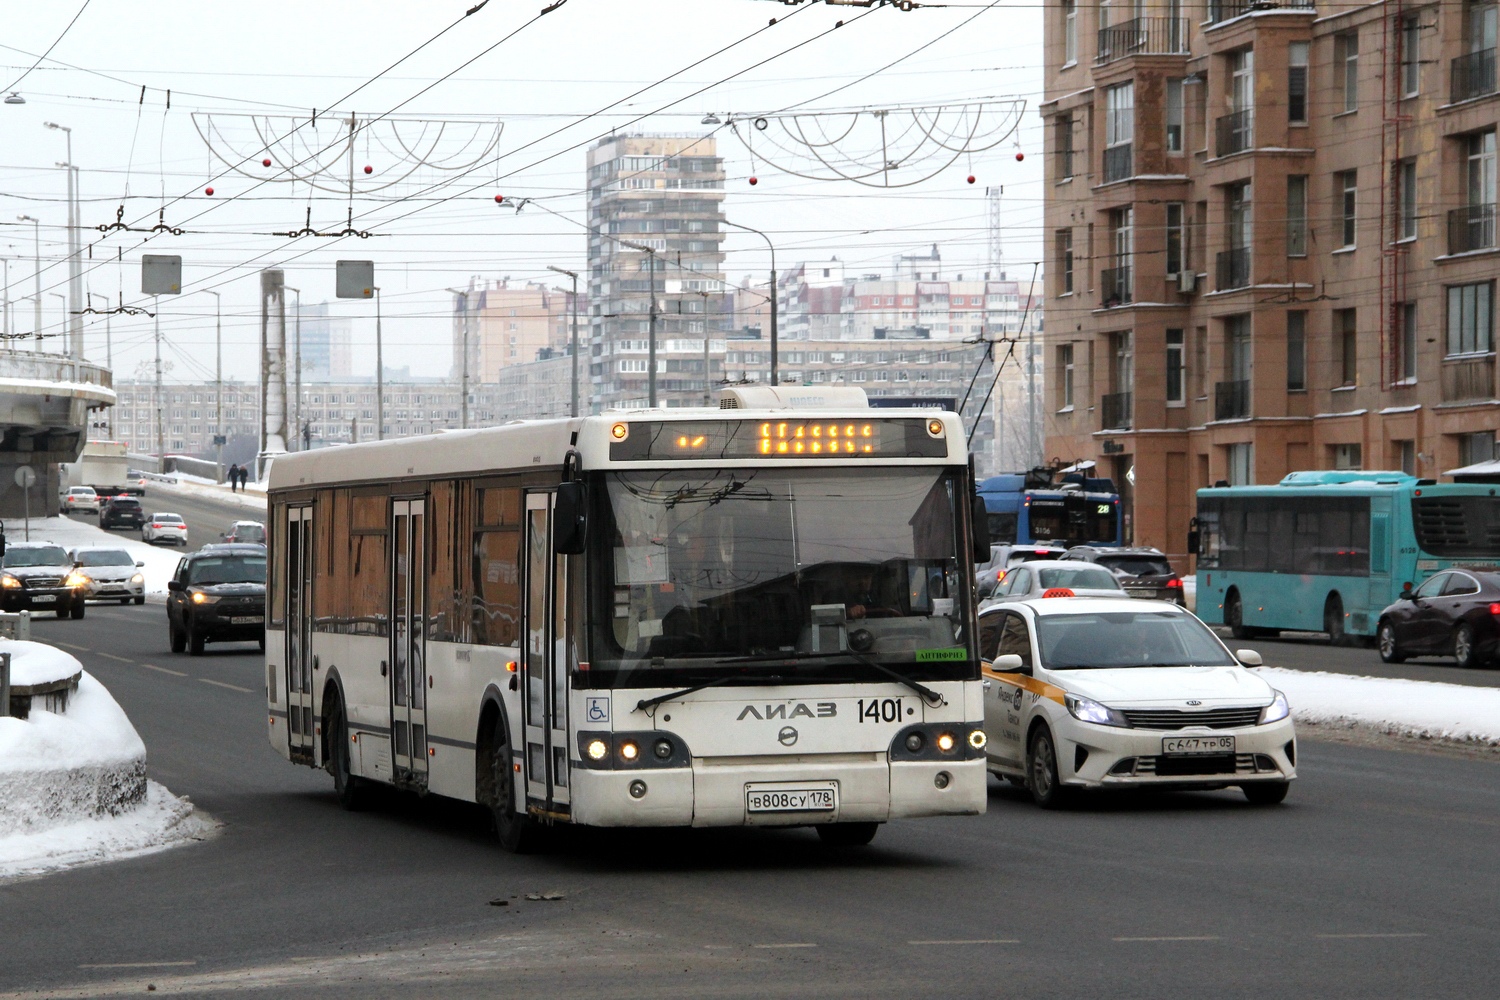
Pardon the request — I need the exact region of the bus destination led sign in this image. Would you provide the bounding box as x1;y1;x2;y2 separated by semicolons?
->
608;418;948;461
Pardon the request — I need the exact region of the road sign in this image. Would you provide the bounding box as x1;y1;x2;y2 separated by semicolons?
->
213;434;227;446
336;260;374;299
142;255;183;295
13;466;35;489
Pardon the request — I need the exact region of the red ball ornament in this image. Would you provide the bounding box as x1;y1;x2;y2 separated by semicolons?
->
262;158;272;167
748;176;758;186
966;175;976;184
204;187;214;196
363;165;373;175
494;194;504;203
1015;152;1025;162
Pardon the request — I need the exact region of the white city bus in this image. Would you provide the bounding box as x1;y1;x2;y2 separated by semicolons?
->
264;387;989;850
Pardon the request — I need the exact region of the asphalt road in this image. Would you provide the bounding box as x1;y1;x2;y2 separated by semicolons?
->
1219;630;1500;688
1;608;1496;999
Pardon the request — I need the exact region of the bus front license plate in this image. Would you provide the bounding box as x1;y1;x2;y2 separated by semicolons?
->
1162;736;1235;755
745;783;837;813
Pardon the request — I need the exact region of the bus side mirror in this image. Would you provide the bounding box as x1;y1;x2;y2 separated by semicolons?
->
554;481;589;555
971;494;991;563
1187;530;1200;554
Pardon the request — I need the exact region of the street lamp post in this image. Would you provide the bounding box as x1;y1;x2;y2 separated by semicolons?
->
47;292;64;345
721;220;778;386
153;295;164;470
16;215;40;349
42;123;81;359
2;256;11;340
285;286;301;450
201;290;222;480
546;266;580;418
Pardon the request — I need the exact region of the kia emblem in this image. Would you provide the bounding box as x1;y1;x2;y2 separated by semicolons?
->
1186;700;1202;706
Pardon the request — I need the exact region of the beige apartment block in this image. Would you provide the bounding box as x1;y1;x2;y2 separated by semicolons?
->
1042;0;1500;567
452;280;575;384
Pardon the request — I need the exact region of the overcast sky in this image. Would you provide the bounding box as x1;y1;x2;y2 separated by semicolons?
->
0;0;1044;383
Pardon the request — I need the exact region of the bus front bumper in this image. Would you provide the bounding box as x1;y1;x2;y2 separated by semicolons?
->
569;756;986;828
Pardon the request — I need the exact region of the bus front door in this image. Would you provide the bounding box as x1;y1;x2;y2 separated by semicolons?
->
523;492;570;815
390;499;428;784
284;505;316;764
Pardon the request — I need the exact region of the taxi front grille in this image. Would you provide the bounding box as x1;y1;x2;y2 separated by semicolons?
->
1128;753;1259;777
1121;707;1262;730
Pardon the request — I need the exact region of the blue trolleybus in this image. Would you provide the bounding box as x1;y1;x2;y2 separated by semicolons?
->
977;470;1122;547
1194;471;1500;642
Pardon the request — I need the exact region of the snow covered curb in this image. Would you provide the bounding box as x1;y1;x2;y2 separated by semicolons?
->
150;475;267;512
1255;666;1500;748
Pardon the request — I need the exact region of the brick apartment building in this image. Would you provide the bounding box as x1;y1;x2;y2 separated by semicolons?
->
1042;0;1500;564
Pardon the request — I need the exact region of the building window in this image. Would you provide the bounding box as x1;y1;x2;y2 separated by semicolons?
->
1332;443;1363;470
1401;302;1418;381
1338;171;1358;247
1338;33;1359;113
1194;325;1208;398
1057;229;1074;294
1336;308;1358;385
1401;15;1421;97
1468;129;1497;214
1287;310;1307;390
1059;345;1075;409
1287;175;1307;255
1166;78;1184;153
1166;328;1184;404
1166;202;1185;275
1104;82;1134;180
1227;443;1253;486
1459;431;1497;467
1447;282;1494;356
1063;0;1077;66
1395;439;1416;474
1055;114;1074;180
1288;41;1309;123
1398;159;1418;241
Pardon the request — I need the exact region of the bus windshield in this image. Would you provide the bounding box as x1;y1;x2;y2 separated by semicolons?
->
592;467;974;686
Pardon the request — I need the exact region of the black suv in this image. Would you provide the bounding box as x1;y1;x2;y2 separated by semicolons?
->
100;496;146;530
1065;545;1185;605
1;541;86;618
166;544;267;655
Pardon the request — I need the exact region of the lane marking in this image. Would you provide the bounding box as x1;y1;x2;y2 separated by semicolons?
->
97;652;133;663
53;641;91;652
752;943;817;949
199;678;254;693
1113;936;1221;942
909;939;1019;946
1316;933;1427;939
141;663;188;677
77;962;197;969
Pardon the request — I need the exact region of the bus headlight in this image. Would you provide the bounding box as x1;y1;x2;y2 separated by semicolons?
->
967;729;987;750
619;740;639;762
1259;690;1290;725
586;739;609;761
935;732;956;753
1065;694;1130;728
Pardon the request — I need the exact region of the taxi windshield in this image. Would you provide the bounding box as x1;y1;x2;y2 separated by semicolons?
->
1035;610;1236;669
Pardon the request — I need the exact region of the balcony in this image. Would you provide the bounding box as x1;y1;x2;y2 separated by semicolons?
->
1441;356;1496;402
1095;18;1190;66
1101;265;1133;307
1451;48;1497;103
1215;109;1254;157
1103;143;1133;183
1209;0;1313;24
1449;204;1497;254
1101;391;1133;431
1216;247;1251;291
1214;379;1251;420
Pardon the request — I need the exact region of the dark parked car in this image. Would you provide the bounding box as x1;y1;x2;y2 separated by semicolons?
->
99;495;146;530
1;541;86;618
1065;545;1186;605
166;544;267;656
1377;569;1500;668
975;544;1068;599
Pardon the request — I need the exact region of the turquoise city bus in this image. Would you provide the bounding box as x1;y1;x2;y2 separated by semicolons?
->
1193;471;1500;642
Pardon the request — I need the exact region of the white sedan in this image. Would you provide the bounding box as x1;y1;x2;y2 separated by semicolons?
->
142;513;189;546
982;559;1130;605
979;597;1295;807
62;487;101;514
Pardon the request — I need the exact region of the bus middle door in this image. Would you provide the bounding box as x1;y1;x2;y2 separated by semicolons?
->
522;492;570;816
390;498;428;785
284;505;316;764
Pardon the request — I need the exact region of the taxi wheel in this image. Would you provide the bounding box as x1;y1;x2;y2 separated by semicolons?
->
816;822;879;847
1027;727;1073;809
134;596;145;606
1242;781;1290;805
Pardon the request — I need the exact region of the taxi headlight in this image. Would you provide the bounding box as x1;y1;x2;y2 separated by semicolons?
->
130;574;145;584
1259;690;1290;725
1;574;21;590
1065;694;1131;728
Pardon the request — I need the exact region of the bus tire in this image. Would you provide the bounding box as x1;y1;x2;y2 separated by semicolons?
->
1225;591;1253;640
1453;623;1482;669
1324;595;1349;646
327;695;370;811
1026;726;1073;810
488;716;540;854
816;822;879;847
1377;619;1406;663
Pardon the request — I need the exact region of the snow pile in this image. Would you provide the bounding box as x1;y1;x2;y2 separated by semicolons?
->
5;635;84;688
1;515;182;598
1256;665;1500;747
150;476;267;512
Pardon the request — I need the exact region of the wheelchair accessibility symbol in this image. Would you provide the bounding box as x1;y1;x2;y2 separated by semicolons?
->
586;697;610;724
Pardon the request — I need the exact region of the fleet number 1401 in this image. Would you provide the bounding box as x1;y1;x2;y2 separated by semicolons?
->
858;698;905;723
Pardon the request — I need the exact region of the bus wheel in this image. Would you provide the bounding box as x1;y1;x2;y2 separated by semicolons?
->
328;697;370;811
1453;623;1482;669
1324;595;1349;646
816;822;879;847
1226;591;1253;640
1377;620;1406;663
490;719;540;854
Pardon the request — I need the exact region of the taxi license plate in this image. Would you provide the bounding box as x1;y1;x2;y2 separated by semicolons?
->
745;783;837;813
31;595;56;604
1162;736;1235;755
231;616;263;625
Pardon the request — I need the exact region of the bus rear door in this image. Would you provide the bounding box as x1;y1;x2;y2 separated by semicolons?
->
523;492;570;815
390;498;428;783
284;505;316;764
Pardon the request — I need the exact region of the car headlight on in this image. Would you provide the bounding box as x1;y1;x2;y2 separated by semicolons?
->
130;574;144;584
65;571;90;588
1;574;20;590
1065;693;1131;728
1259;690;1290;725
190;591;220;605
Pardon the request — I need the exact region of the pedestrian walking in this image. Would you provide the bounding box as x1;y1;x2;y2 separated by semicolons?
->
228;463;240;492
239;465;250;491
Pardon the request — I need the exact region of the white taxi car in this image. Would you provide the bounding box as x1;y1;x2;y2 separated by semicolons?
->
978;597;1295;808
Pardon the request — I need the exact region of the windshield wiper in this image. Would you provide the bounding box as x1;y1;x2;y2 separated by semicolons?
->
634;673;742;714
717;650;946;706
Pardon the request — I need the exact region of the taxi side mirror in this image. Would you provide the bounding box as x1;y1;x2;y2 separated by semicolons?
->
993;653;1029;674
1235;648;1263;667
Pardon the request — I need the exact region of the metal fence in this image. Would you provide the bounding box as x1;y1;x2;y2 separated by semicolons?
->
1448;204;1496;255
1095;18;1191;65
1452;48;1497;103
